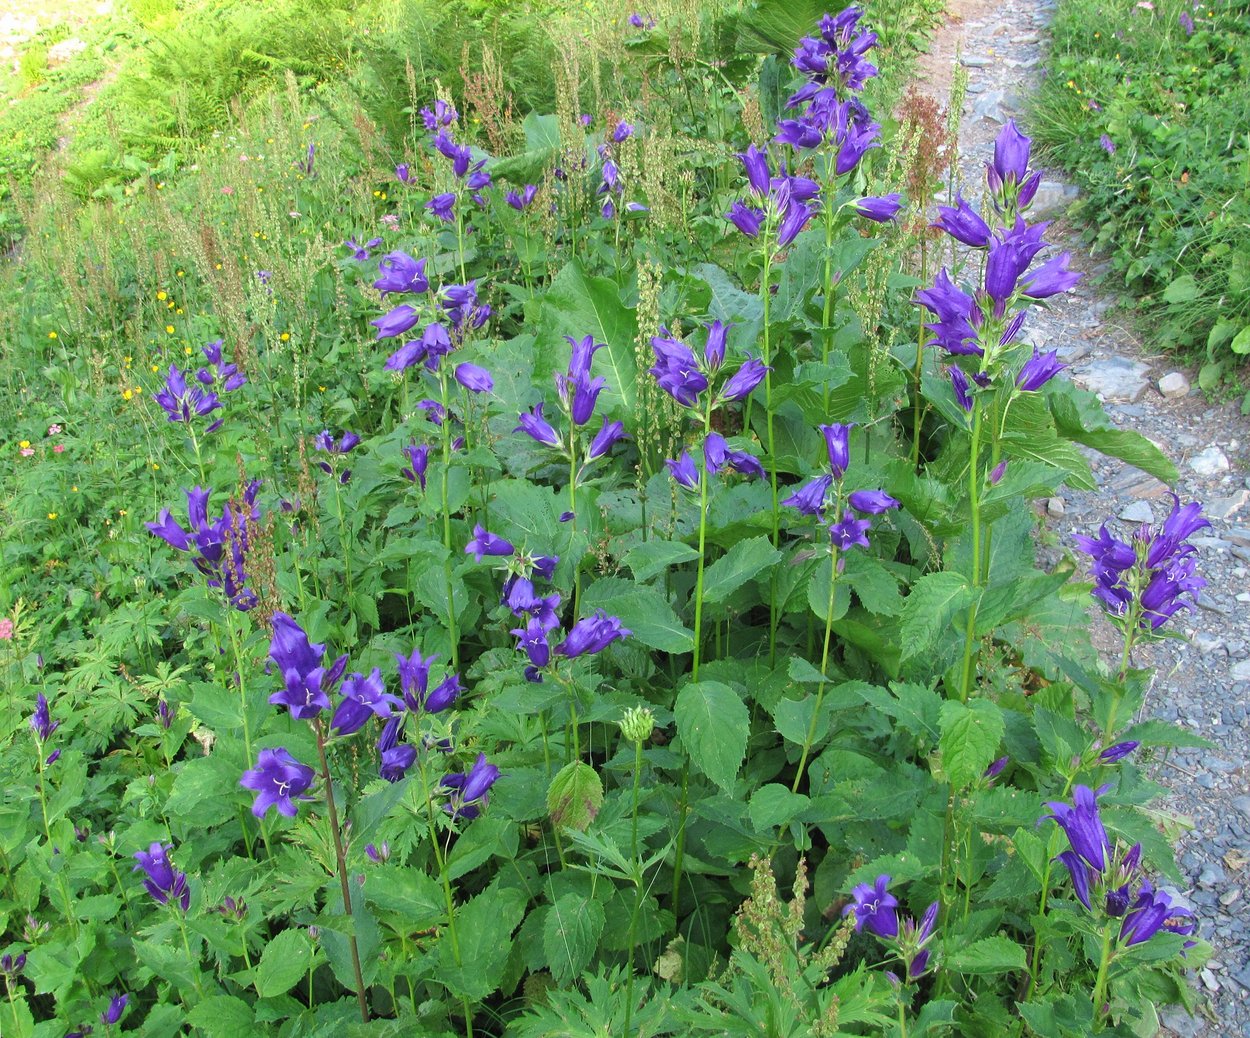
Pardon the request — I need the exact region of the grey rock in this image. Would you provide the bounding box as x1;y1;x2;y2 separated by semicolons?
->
1233;795;1250;819
1074;356;1152;402
1158;371;1191;399
1219;887;1241;907
1047;497;1066;517
1232;660;1250;682
1198;862;1226;887
1190;445;1231;476
1228;528;1250;547
1192;632;1226;655
1029;180;1080;218
1056;344;1089;364
961;55;993;68
1160;1008;1203;1037
1119;500;1155;524
1011;32;1041;44
1206;490;1250;521
1189;536;1230;550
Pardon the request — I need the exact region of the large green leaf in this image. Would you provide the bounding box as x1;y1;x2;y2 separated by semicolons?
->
439;886;526;1001
675;680;749;792
939;699;1005;791
946;934;1027;975
899;572;976;663
547;761;604;832
1047;380;1178;485
738;0;830;53
255;929;314;997
538;259;639;421
543;892;606;986
701;535;781;604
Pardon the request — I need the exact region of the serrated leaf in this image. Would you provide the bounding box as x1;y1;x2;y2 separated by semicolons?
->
547;761;604;832
1047;381;1177;485
255;930;313;997
946;934;1027;974
675;680;748;793
166;755;240;827
748;784;811;832
899;572;976;662
438;886;526;1000
841;552;903;616
939;699;1005;791
701;535;780;604
185;995;255;1037
543;893;606;985
622;540;699;581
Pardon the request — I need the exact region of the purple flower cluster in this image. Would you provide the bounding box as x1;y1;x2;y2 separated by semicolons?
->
726;147;818;245
782;423;899;550
154;344;246;434
1045;785;1197;949
917;122;1080;393
844;874;938;980
1074;495;1208;630
440;753;501;820
147;482;261;610
516;334;627;476
595;121;647;219
244;613;474;815
775;6;880;168
427;115;492;217
314;429;360;484
133;842;190;911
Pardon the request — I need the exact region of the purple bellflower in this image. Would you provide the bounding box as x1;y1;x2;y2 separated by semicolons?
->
556;610;631;657
374;252;429;296
240;747;316;817
31;692;59;742
331;668;403;735
844;874;899;938
441;753;501;820
465;525;515;562
133;842;191;911
401;442;431;489
267;612;349;720
101;994;129;1026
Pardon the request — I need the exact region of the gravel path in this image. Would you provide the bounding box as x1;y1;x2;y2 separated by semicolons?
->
913;2;1250;1033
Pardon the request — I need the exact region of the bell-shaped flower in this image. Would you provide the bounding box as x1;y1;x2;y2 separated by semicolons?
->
556;610;631;657
718;357;769;403
465;525;515;561
1015;347;1066;392
133;842;190;911
331;668;403;735
587;417;626;461
783;474;833;517
373;252;429;296
516;402;562;448
933;193;992;247
455;362;494;393
240;748;316;817
665;450;700;491
843;874;898;938
819;423;853;478
848;489;900;514
371;304;421;341
854;193;903;223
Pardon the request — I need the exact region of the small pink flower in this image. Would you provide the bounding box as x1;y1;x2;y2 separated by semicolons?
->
53;444;65;453
20;448;34;457
221;186;235;195
48;424;62;435
380;214;400;230
0;618;12;640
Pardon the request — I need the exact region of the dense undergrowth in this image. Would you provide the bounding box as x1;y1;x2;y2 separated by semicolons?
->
1030;0;1250;407
0;1;1219;1036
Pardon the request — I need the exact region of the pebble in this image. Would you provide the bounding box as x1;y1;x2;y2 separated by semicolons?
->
961;55;993;67
1206;491;1250;521
1220;888;1241;907
1047;497;1066;517
1028;180;1080;217
1074;355;1152;402
1159;371;1191;398
1227;528;1250;547
1232;661;1250;682
1119;500;1155;523
1190;446;1232;476
1192;632;1226;655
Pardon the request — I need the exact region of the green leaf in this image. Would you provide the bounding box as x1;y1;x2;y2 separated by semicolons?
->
899;572;976;663
582;577;693;652
946;934;1027;974
547;761;604;832
675;680;749;793
187;680;243;730
1161;274;1198;304
351;778;410;846
1000;431;1096;491
939;699;1005;791
623;540;699;581
694;262;764;347
365;868;445;928
538;259;638;421
1230;325;1250;355
439;886;526;1001
748;784;811;832
543;893;606;985
185;996;255;1036
841;552;903;616
166;755;241;827
1047;381;1177;484
701;535;781;604
854;681;941;744
255;929;314;997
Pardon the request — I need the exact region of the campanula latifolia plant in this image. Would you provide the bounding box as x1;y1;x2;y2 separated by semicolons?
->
0;4;1214;1037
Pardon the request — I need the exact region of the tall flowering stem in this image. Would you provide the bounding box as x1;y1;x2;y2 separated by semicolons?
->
791;541;840;793
438;369;462;669
416;750;474;1038
958;403;984;701
313;719;369;1023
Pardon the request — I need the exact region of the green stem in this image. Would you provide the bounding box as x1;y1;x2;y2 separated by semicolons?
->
958;403;984;701
331;476;354;604
911;236;929;471
791;545;839;793
314;722;370;1024
1091;925;1115;1028
623;735;645;1038
418;752;473;1038
35;750;80;941
175;909;207;1002
761;248;780;667
898;995;909;1038
569;427;580;619
438;370;461;669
